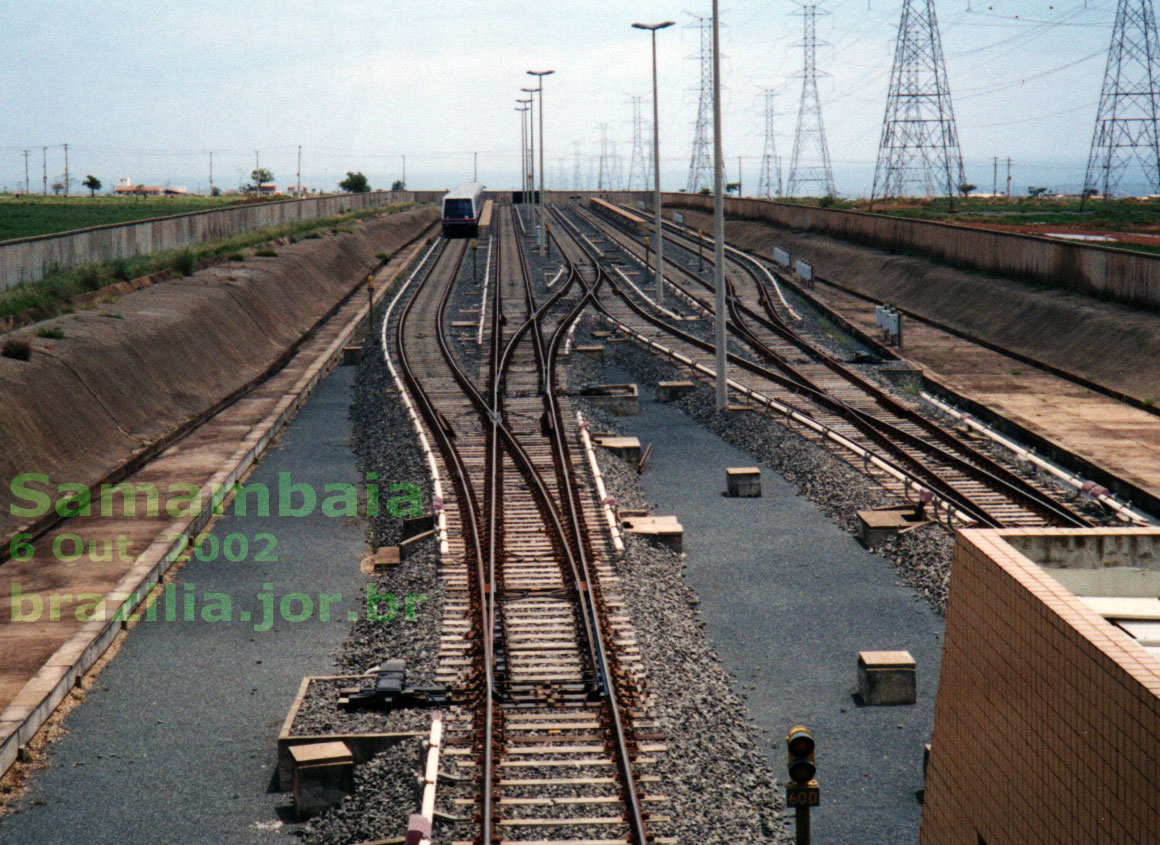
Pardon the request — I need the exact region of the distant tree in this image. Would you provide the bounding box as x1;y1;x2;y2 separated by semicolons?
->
51;182;64;195
250;168;274;191
698;186;711;196
82;175;102;197
210;185;222;197
725;181;740;196
957;182;976;197
391;179;405;192
339;171;371;193
1027;186;1049;199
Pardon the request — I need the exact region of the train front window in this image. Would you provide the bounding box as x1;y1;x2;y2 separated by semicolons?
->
444;199;473;219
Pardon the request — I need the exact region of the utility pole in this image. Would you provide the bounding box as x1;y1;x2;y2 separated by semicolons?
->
634;20;675;305
402;154;406;188
209;151;214;194
738;156;743;197
23;150;29;195
297;145;302;195
63;143;69;196
528;69;555;254
41;147;47;195
992;156;998;196
255;150;260;171
712;0;728;412
1006;157;1012;199
474;151;478;182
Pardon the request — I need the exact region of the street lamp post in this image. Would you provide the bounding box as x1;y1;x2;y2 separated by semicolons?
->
517;103;531;198
528;69;555;254
516;100;531;198
711;0;728;411
632;21;674;305
521;87;537;211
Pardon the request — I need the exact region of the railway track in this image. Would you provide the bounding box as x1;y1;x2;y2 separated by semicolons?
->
386;207;669;844
558;201;1093;530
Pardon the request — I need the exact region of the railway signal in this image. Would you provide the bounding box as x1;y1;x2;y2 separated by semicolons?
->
786;725;819;844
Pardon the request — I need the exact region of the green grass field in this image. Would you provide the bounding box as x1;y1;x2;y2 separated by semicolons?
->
782;195;1160;232
0;195;268;241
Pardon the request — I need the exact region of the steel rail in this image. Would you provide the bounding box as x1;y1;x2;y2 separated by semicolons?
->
656;219;1092;528
540;214;651;843
391;238;498;842
579;204;1089;528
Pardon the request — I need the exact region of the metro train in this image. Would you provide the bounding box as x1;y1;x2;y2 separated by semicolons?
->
441;182;485;238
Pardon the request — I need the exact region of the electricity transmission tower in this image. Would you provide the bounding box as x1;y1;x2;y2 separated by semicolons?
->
787;4;836;197
573;142;584;190
597;124;610;190
871;0;966;202
686;15;714;193
758;88;784;198
628;95;650;190
1083;0;1160;200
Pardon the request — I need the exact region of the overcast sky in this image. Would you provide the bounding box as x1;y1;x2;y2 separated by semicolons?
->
0;0;1133;197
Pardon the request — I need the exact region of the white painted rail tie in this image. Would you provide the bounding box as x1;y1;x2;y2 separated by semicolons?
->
577;411;625;555
407;710;443;845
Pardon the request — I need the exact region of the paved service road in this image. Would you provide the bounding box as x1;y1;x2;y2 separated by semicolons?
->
615;378;944;845
0;366;370;844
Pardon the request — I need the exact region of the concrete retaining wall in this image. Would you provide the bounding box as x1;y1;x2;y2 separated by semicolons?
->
0;206;437;543
565;190;1160;309
0;190;444;289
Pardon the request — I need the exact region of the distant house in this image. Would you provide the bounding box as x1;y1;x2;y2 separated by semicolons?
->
254;184;278;195
113;177;188;197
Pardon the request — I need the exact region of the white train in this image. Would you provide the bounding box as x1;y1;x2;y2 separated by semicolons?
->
441;182;485;238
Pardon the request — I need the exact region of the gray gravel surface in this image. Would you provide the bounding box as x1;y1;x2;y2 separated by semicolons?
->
578;313;956;613
298;737;424;845
290;678;433;736
295;292;445;842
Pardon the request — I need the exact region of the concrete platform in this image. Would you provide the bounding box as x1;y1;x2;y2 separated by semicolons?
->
858;650;917;706
596;436;641;463
621;515;684;553
656;380;695;402
726;467;761;498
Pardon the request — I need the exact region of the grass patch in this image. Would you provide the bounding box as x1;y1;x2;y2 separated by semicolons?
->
255;248;278;258
375;252;391;262
1;339;31;361
0;195;259;241
173;249;197;276
100;312;123;319
0;203;417;321
35;326;65;339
